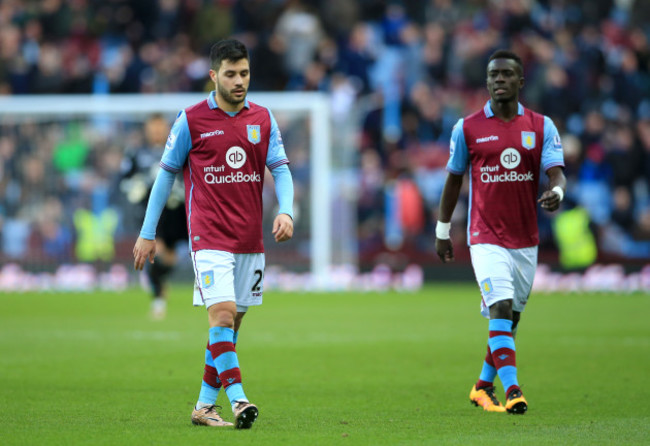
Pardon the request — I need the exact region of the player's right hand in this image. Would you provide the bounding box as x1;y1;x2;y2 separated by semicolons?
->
272;213;294;243
435;238;455;263
133;237;156;271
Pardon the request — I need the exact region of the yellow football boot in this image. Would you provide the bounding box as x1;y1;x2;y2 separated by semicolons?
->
505;389;528;414
470;385;506;412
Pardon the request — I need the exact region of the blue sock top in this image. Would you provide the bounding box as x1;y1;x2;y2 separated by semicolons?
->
489;319;513;332
209;326;235;345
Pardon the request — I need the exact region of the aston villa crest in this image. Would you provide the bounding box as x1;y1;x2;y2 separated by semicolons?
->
521;131;535;150
247;125;261;144
201;270;214;289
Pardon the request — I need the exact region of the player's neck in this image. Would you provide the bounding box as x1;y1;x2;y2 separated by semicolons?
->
489;99;519;122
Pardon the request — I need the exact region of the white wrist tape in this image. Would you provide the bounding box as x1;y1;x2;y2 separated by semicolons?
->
552;186;564;201
436;221;451;240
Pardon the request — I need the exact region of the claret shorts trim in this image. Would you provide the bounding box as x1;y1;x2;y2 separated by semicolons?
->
191;249;265;311
469;243;537;319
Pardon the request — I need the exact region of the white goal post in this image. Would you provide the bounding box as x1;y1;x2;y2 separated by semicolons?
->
0;92;336;288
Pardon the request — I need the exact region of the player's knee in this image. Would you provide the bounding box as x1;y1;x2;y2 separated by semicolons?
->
206;302;237;328
489;299;513;320
213;311;235;328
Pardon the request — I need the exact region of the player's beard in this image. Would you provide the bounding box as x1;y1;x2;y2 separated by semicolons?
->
217;81;247;106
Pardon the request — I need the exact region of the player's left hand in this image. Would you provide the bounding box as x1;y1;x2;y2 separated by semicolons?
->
538;189;561;212
272;213;294;242
133;237;156;271
435;238;455;263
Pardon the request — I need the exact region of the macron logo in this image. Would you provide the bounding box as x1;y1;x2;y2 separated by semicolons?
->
200;129;225;139
476;135;499;144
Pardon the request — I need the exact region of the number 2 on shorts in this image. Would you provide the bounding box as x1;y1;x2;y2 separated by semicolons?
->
251;269;263;292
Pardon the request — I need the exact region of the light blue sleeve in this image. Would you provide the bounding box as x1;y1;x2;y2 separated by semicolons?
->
541;116;565;171
446;118;468;175
265;108;289;170
270;164;294;219
160;110;192;173
139;169;176;239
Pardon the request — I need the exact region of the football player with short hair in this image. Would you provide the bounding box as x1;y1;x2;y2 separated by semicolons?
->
133;39;294;429
435;49;566;414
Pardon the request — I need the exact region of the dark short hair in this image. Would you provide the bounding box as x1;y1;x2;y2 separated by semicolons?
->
488;49;523;76
209;39;249;70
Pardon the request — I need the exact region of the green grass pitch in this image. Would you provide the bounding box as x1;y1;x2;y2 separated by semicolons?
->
1;283;649;445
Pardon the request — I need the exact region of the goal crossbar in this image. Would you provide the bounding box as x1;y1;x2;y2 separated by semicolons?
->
0;93;332;288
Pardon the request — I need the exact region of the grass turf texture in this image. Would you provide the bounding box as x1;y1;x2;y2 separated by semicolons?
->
1;284;649;445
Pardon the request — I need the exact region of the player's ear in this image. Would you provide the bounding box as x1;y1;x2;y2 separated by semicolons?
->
209;69;218;83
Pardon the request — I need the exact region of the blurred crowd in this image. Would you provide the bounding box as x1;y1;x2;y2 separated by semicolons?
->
2;0;650;269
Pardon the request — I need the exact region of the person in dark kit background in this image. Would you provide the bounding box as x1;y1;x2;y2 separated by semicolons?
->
120;113;188;320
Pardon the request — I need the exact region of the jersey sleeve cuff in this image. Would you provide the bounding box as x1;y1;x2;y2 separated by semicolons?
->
543;162;565;172
278;209;294;220
139;230;155;240
268;159;289;170
160;161;181;173
446;166;465;175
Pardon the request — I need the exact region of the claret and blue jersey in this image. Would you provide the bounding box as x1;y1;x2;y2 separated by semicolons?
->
159;91;290;254
446;101;565;249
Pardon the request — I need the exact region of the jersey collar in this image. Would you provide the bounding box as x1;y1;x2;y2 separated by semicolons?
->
483;100;524;118
207;91;250;111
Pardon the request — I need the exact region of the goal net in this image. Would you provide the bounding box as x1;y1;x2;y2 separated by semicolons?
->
0;93;356;291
